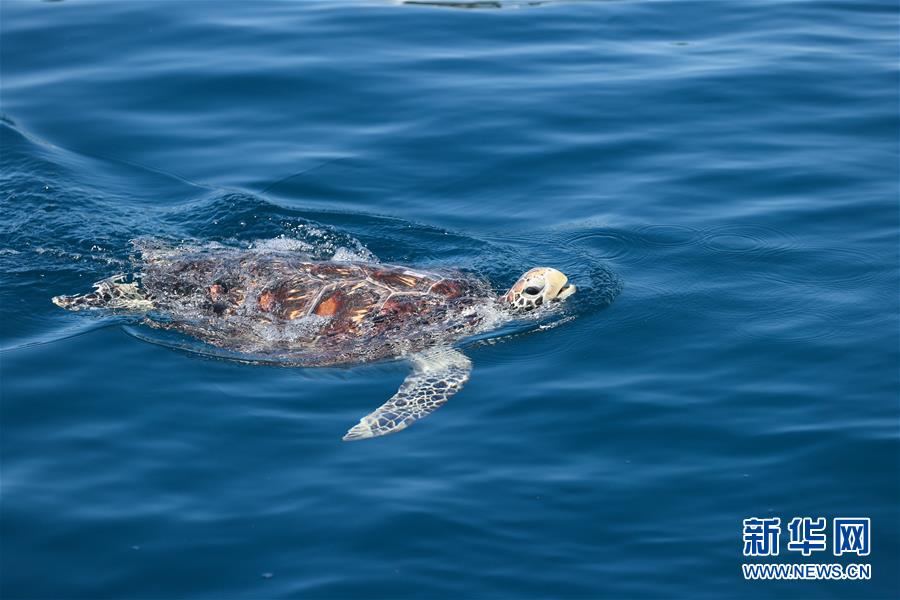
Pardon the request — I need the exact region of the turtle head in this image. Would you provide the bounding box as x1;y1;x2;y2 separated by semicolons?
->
501;267;576;312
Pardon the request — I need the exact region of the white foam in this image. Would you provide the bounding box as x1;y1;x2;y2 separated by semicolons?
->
242;314;331;350
331;247;371;262
250;236;314;254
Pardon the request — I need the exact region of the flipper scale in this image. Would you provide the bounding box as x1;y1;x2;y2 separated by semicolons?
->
343;347;471;441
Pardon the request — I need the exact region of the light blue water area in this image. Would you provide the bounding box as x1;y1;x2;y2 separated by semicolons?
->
1;1;898;598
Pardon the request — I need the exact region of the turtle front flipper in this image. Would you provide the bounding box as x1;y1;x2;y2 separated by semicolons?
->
343;347;472;441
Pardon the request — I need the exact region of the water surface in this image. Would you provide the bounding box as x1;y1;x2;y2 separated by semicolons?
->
1;1;898;598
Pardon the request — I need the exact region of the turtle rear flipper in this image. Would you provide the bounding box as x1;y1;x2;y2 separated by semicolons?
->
52;275;154;312
343;346;472;441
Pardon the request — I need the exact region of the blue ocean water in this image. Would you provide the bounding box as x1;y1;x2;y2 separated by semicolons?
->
1;0;898;598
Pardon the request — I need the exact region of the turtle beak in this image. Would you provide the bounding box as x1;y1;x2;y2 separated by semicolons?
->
543;269;576;302
556;282;576;301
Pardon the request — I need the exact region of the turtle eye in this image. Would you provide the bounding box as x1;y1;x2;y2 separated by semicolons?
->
524;286;542;296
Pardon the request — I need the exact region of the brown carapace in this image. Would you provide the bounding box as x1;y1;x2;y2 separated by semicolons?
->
195;261;482;339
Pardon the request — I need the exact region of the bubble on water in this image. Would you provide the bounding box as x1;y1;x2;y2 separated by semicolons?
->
135;231;378;267
247;315;330;348
331;246;372;262
250;236;314;254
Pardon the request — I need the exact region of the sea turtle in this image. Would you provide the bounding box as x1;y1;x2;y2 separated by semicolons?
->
52;245;576;441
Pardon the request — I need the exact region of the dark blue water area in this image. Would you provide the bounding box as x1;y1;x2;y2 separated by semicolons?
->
1;1;898;598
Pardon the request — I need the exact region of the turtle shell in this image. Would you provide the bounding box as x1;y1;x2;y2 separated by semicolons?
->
256;263;473;332
139;253;493;364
